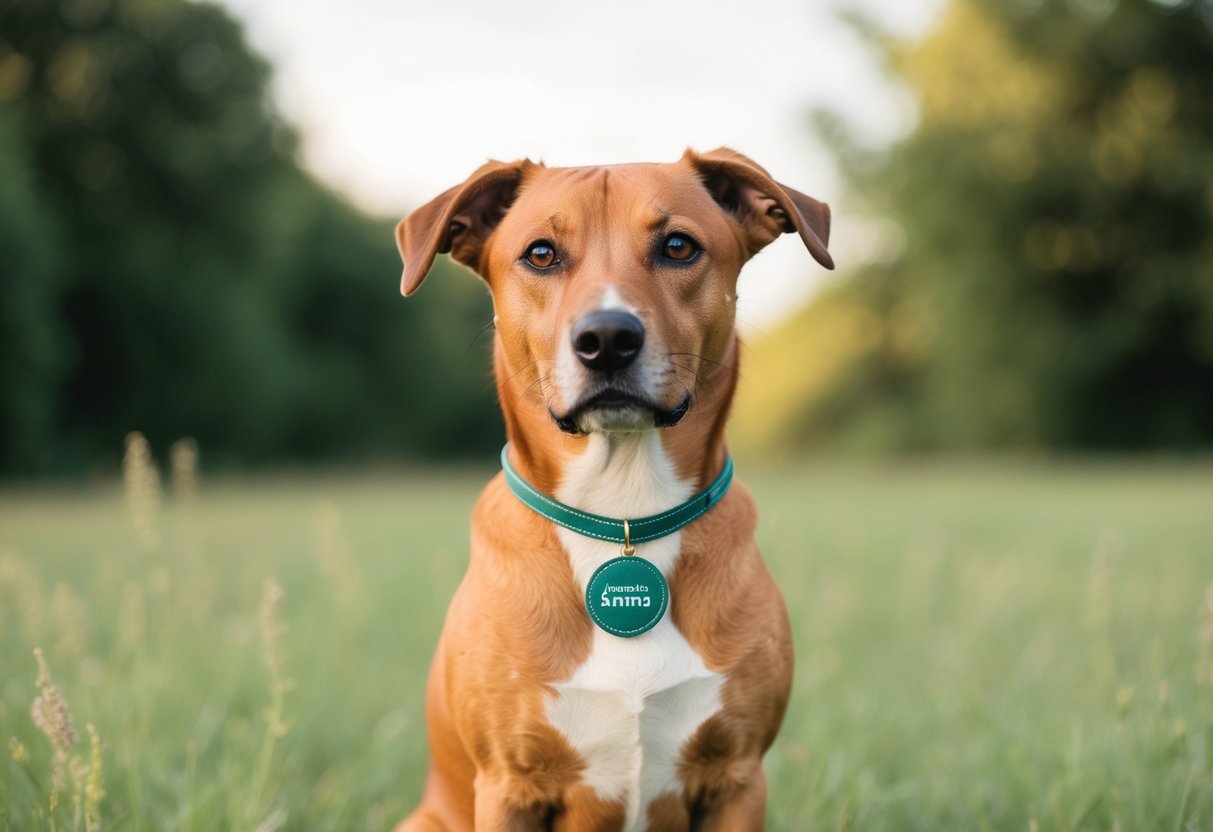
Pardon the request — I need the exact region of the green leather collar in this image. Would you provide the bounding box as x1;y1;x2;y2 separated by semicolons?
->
500;444;734;545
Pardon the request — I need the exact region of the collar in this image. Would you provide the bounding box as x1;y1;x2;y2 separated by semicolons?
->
500;443;734;546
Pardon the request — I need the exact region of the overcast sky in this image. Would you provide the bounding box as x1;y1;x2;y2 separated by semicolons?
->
215;0;945;328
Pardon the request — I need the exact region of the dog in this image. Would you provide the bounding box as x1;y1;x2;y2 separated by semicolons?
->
393;147;833;831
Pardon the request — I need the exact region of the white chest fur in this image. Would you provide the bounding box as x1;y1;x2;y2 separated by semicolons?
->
546;433;724;830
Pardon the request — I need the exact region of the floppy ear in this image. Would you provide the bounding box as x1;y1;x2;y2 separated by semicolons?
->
395;159;535;296
684;147;834;270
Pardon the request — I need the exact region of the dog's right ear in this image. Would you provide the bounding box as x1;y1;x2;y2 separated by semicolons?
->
395;159;534;296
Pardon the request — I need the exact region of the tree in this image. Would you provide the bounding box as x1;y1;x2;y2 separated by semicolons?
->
751;0;1213;453
0;0;498;475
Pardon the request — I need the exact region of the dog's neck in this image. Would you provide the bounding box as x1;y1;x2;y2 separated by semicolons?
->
495;335;738;505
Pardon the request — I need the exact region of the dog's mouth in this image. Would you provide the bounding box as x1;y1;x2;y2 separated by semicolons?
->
550;389;692;435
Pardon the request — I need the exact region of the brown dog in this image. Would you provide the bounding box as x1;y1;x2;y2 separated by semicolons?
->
393;148;832;831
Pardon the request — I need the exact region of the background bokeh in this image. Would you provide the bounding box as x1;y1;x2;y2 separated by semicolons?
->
5;0;1209;478
3;1;1213;830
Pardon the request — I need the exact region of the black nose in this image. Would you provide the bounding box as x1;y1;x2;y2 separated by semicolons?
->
571;310;645;373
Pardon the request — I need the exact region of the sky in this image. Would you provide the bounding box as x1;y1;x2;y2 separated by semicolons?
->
215;0;945;328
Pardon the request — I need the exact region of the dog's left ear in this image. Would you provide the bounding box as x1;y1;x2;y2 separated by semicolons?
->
685;147;834;270
396;158;535;296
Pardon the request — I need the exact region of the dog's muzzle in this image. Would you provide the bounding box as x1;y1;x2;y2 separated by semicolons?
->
550;309;691;434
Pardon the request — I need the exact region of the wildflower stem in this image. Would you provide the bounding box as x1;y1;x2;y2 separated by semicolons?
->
248;578;290;825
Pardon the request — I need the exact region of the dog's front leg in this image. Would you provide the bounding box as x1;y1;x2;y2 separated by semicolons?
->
476;777;629;832
694;758;768;832
473;775;549;832
550;784;627;832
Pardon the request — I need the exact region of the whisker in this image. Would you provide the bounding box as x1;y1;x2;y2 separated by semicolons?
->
486;359;543;396
668;362;704;386
498;357;555;390
465;318;497;353
666;351;736;373
515;374;550;406
455;318;497;376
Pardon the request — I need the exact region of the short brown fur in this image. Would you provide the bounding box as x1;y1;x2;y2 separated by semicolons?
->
393;149;831;830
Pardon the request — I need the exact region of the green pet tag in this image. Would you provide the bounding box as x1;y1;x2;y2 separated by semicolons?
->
585;555;669;638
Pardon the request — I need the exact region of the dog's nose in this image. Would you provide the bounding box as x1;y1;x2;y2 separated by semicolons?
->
571;310;645;373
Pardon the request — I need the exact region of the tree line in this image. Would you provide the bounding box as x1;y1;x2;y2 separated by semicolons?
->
3;0;1211;476
1;0;500;476
759;0;1213;453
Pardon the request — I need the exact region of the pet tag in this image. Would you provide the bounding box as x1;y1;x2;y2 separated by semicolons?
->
585;555;668;638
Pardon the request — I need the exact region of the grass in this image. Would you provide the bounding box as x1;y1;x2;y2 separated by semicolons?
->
1;449;1211;830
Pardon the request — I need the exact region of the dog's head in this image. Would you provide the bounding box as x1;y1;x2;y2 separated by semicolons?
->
396;148;832;437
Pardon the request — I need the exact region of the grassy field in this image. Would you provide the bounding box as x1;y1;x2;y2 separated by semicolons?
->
2;452;1211;830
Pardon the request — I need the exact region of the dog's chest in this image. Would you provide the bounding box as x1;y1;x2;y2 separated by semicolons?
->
545;435;725;830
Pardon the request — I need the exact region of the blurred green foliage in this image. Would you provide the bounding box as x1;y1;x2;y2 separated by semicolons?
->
769;0;1213;453
0;0;499;476
6;0;1212;474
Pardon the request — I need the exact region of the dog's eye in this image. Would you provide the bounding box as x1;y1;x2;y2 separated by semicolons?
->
661;234;700;263
523;241;558;270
